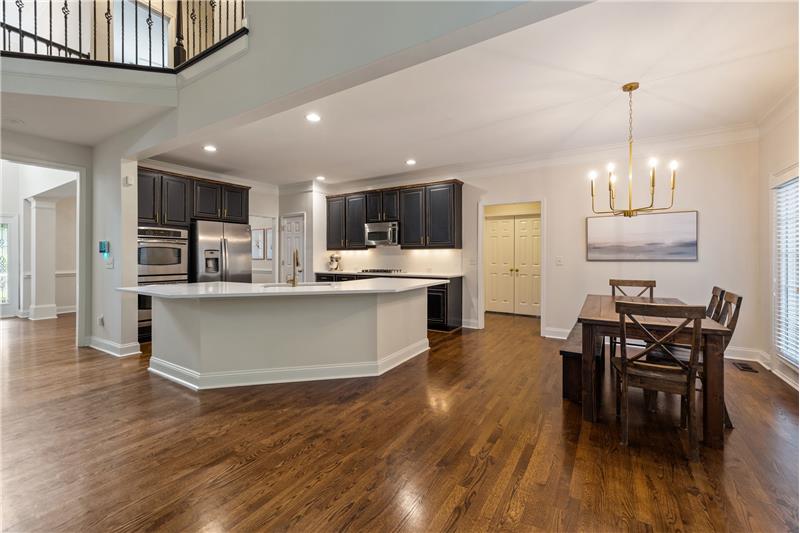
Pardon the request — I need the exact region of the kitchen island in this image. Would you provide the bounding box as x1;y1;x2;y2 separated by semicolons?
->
118;278;446;390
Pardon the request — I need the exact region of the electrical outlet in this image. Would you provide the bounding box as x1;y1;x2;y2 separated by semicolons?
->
97;315;104;327
555;256;564;266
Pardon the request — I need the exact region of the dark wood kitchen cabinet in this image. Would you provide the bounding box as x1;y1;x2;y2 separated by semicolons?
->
193;181;222;219
399;187;426;248
345;194;367;248
222;186;248;223
137;171;190;227
366;189;400;223
193;181;249;222
326;179;461;250
425;182;462;248
139;167;250;228
326;196;346;250
160;175;191;226
138;170;160;225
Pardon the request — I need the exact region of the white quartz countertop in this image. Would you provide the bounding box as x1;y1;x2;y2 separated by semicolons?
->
118;278;448;299
315;270;463;278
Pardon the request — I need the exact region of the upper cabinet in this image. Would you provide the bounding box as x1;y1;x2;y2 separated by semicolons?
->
137;171;191;227
345;194;367;248
193;181;250;222
425;182;461;248
326;196;346;250
325;180;461;250
222;186;248;223
138;168;250;228
365;189;400;223
399;187;426;248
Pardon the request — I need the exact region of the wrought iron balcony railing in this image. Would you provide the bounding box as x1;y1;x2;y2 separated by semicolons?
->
0;0;247;72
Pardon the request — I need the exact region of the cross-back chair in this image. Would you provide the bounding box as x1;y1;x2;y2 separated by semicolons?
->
613;301;706;461
706;286;725;320
609;279;657;359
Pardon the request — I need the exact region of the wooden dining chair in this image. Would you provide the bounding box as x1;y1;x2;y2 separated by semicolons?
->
613;300;706;460
649;288;742;429
706;286;725;321
609;279;657;359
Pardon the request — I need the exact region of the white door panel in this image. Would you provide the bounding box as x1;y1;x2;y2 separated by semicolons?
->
280;215;305;283
485;216;514;313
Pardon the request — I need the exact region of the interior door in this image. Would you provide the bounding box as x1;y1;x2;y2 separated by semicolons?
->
280;214;305;283
513;216;540;316
485;216;514;313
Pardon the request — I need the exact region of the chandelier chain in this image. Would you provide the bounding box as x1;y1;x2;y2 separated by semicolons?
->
628;90;633;144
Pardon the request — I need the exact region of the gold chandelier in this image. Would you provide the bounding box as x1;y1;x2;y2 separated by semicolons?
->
589;82;678;217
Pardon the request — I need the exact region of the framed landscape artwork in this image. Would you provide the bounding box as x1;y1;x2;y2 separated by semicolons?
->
586;210;698;261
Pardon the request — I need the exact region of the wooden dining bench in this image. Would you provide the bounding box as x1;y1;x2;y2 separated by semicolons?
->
560;323;604;404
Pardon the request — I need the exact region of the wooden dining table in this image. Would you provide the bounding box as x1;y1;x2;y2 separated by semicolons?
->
577;294;732;449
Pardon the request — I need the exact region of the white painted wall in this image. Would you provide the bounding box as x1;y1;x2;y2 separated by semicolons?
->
55;196;77;312
757;88;799;385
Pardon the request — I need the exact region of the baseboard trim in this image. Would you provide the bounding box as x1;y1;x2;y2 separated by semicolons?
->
89;337;142;358
724;346;798;391
149;339;430;391
542;326;570;340
57;305;76;315
462;319;481;329
28;304;57;320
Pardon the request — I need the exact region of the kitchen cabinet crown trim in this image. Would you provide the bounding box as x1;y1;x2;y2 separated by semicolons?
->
139;166;252;190
325;178;462;199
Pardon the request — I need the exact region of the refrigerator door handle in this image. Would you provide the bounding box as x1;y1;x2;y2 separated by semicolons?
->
221;238;227;281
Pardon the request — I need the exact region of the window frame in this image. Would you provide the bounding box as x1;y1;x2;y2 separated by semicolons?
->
771;165;799;369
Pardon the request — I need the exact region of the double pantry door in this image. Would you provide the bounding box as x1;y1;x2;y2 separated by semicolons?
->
485;215;541;316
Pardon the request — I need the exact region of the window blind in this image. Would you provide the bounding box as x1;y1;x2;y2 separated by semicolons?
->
774;177;799;366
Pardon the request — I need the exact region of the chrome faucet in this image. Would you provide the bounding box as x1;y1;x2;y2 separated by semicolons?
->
287;249;302;287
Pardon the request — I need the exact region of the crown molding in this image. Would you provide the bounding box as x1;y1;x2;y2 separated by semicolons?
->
140;158;279;193
758;86;798;137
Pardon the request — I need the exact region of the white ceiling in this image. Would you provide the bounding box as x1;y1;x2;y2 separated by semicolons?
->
1;93;168;146
157;2;798;185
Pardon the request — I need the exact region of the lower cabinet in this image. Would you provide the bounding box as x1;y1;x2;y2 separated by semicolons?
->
314;274;462;330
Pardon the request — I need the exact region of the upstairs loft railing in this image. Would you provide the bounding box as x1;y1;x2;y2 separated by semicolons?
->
0;0;247;72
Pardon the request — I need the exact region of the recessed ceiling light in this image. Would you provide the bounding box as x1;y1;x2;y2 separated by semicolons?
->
406;159;416;166
306;112;321;123
203;145;217;153
316;175;326;181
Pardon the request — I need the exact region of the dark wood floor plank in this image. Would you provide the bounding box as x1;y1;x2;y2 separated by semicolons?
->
1;313;797;532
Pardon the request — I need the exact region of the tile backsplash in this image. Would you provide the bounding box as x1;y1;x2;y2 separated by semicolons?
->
328;247;463;274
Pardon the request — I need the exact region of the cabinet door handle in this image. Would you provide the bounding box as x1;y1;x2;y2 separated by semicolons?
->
155;211;159;224
217;208;221;218
341;239;344;247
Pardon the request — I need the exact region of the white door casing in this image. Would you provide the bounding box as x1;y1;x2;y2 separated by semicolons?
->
280;214;305;283
0;215;19;317
485;216;514;313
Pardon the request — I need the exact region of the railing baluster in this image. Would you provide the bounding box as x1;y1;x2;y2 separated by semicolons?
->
78;0;81;57
184;0;188;56
135;0;138;64
233;0;236;31
49;0;53;55
210;0;214;45
105;0;110;61
62;0;67;57
92;0;95;59
16;0;23;52
173;0;185;65
225;0;228;37
190;0;195;57
33;0;37;53
160;0;164;66
147;0;152;66
121;0;124;62
217;0;220;43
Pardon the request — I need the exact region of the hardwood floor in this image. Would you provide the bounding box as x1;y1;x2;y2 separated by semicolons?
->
2;313;797;532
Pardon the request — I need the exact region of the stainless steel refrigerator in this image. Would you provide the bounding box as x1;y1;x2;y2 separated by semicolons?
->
192;220;252;283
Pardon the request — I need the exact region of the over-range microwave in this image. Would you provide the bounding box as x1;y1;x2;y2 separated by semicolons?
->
365;221;399;247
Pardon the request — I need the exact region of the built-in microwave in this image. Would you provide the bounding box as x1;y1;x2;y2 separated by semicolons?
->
365;221;399;247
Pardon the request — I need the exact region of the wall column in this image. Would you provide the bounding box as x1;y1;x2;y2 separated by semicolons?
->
29;198;57;320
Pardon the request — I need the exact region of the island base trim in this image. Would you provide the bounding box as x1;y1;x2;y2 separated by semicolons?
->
148;338;430;390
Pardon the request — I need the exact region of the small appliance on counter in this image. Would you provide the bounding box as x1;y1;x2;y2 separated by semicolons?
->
191;220;252;283
328;253;342;271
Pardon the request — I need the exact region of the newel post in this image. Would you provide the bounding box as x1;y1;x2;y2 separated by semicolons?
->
173;0;187;66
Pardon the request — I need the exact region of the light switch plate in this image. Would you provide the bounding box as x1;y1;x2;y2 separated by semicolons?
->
555;256;564;266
